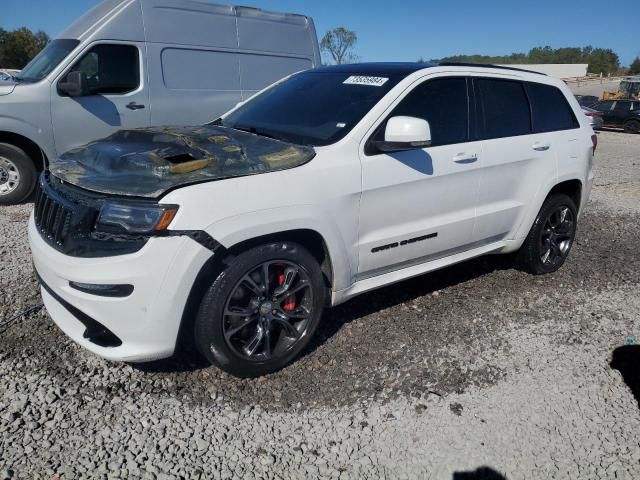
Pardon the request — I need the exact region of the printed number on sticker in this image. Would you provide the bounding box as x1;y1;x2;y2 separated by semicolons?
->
343;76;389;87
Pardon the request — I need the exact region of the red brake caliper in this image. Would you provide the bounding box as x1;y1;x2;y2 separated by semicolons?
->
278;272;297;312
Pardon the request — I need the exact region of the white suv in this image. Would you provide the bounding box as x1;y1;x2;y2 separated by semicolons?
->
29;63;595;377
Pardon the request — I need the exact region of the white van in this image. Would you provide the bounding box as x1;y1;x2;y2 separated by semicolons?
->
0;0;320;204
29;63;595;377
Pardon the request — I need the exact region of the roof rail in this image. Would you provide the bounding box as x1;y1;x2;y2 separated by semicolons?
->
439;62;547;76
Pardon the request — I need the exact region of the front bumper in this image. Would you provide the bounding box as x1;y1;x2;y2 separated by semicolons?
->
29;214;213;362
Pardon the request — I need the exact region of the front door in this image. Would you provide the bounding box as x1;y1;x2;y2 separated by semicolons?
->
357;77;482;278
51;42;151;156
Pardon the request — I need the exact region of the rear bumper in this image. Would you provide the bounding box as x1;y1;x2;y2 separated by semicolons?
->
29;214;213;362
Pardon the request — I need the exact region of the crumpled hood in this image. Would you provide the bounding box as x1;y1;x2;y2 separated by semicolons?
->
51;125;315;198
0;81;17;96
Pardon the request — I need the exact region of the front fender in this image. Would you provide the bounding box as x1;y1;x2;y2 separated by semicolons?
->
204;205;354;292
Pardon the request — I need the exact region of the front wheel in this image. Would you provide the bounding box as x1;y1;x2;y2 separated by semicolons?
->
194;242;326;377
517;194;578;275
0;143;37;205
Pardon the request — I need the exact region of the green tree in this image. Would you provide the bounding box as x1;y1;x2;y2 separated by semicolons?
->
587;48;620;75
629;57;640;75
0;27;50;69
320;27;358;65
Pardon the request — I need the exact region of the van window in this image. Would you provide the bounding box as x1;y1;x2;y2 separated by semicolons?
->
477;78;531;139
386;77;469;146
63;44;139;95
17;39;80;83
525;83;578;132
161;49;240;91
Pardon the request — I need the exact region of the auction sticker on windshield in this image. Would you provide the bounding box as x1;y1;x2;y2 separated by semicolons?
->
343;76;389;87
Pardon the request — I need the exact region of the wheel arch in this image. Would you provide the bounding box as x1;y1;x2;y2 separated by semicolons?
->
547;178;583;212
175;228;336;355
0;131;48;171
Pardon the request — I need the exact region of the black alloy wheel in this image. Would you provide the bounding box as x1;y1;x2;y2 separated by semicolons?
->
222;260;314;361
195;242;325;377
517;194;578;274
539;205;575;269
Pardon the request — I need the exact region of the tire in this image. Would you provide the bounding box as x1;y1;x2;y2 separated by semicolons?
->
623;119;640;134
0;143;37;205
517;193;578;275
194;242;326;378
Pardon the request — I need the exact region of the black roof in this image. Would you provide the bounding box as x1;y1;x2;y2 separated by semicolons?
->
310;62;546;78
311;62;435;76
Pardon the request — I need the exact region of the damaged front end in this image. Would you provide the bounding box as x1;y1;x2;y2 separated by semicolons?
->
51;125;316;198
35;125;314;257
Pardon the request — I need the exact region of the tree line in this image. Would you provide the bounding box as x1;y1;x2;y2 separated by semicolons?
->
0;27;50;69
424;46;626;76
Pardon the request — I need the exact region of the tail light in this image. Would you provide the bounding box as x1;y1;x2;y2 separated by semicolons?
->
584;111;602;117
591;134;598;154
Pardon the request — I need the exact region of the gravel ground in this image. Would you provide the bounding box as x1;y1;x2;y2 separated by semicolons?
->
1;131;639;479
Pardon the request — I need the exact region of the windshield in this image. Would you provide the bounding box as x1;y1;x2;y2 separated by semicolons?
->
17;39;80;83
221;71;402;146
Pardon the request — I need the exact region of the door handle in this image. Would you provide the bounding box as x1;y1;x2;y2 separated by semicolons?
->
532;142;551;152
453;153;478;164
126;101;146;110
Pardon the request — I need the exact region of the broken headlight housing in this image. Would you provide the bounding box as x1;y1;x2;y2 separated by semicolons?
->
95;202;178;235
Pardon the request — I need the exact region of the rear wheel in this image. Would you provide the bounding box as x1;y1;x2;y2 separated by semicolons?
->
517;194;578;275
194;242;326;377
0;143;37;205
623;119;640;134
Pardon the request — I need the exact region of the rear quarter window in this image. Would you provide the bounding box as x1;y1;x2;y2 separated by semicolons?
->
525;82;579;132
477;78;531;139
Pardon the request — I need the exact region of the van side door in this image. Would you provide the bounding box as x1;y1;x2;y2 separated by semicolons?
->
50;42;150;155
357;77;482;278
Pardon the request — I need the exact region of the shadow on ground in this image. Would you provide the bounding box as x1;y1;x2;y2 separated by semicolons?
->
453;466;507;479
610;345;640;409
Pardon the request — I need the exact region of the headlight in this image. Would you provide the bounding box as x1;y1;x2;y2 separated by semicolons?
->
96;202;178;234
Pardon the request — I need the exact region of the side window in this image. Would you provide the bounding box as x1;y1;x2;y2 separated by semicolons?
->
383;77;469;147
62;44;139;95
594;101;614;112
525;82;578;132
613;101;631;112
477;78;531;139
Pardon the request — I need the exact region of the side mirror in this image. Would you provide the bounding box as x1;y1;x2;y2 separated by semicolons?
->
58;71;88;97
373;116;432;153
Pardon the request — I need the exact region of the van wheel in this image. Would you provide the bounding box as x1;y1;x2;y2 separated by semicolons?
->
517;194;578;275
623;119;640;134
0;143;37;205
194;242;326;378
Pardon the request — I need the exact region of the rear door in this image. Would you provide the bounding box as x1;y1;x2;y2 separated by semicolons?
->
50;42;151;155
357;76;482;277
472;77;558;243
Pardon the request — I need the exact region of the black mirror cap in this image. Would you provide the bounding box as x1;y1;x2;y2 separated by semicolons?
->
372;139;432;154
58;71;87;97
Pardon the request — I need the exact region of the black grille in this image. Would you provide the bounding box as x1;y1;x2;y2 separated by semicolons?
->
33;172;149;258
34;176;74;246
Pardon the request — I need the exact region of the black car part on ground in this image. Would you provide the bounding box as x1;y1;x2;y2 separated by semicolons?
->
33;172;222;258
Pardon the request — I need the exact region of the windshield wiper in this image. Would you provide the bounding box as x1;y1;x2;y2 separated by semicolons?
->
231;125;280;141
